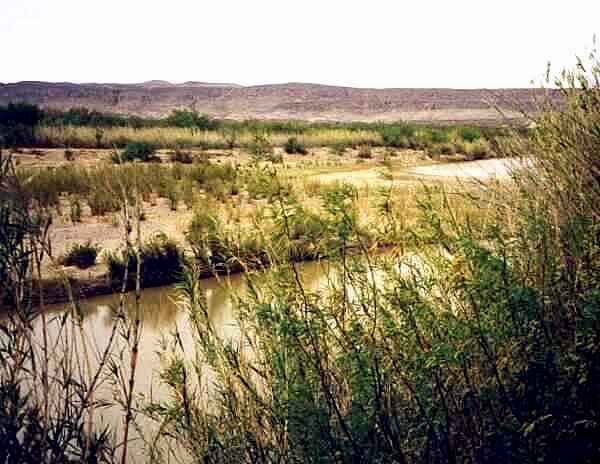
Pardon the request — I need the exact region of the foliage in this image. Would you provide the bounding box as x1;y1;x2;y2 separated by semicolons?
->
165;110;217;131
459;126;482;142
0;151;39;304
380;124;415;147
0;102;42;147
112;141;159;163
248;132;274;161
107;233;184;287
61;241;99;268
169;147;193;163
329;142;349;156
284;136;308;155
0;150;114;462
145;56;600;463
357;144;373;158
69;195;82;222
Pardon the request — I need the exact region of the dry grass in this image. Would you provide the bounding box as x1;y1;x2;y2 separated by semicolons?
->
35;126;383;149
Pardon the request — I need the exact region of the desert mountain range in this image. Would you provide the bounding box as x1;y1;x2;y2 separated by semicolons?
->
0;80;560;123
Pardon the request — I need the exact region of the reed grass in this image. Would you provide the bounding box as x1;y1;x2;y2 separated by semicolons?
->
34;126;384;149
141;57;600;463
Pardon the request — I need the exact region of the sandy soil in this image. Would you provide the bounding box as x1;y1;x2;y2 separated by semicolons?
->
404;158;528;179
311;157;524;188
10;146;372;169
45;197;194;281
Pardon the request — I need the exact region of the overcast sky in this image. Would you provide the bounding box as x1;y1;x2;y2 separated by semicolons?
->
2;0;598;88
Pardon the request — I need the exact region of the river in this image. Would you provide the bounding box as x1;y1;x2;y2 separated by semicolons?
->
33;259;332;461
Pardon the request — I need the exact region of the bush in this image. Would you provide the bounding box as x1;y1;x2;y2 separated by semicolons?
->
61;241;99;268
107;234;184;287
465;140;490;160
357;145;373;159
248;132;273;161
69;195;82;222
440;143;456;155
64;149;75;161
330;142;349;156
0;102;42;147
284;137;308;155
380;124;415;147
88;189;120;216
430;129;450;144
166;110;217;130
459;126;482;142
169;148;193;164
113;142;159;163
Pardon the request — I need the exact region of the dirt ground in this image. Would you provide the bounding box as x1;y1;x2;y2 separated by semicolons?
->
10;146;383;168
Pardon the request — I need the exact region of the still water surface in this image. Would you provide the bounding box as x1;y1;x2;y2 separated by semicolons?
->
38;260;331;460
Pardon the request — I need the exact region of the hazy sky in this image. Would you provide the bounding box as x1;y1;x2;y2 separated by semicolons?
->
2;0;598;88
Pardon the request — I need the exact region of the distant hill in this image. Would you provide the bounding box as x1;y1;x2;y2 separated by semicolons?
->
0;80;561;123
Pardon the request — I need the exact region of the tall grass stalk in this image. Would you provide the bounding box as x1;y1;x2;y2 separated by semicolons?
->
143;57;600;463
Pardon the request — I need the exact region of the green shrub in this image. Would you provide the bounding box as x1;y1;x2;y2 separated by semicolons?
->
113;141;159;163
465;140;490;160
166;110;217;130
166;185;179;210
94;127;104;147
61;241;99;268
430;129;450;144
284;137;308;155
330;142;349;156
380;124;415;147
0;102;42;147
440;143;456;155
107;234;184;287
88;188;120;216
69;195;82;222
249;132;273;161
459;126;482;142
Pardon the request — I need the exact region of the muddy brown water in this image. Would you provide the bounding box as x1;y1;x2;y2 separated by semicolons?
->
26;260;331;461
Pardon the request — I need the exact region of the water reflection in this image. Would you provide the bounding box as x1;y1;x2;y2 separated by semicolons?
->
31;257;374;461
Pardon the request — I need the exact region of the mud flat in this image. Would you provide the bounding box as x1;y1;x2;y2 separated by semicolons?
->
405;158;529;179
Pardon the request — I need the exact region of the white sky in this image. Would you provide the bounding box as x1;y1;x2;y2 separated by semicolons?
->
1;0;599;89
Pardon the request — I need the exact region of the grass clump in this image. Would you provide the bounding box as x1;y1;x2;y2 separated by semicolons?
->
107;233;184;287
186;209;268;274
169;147;193;164
112;141;159;163
61;241;99;268
69;195;82;222
357;144;373;159
380;124;415;147
284;136;308;155
64;148;75;161
464;139;490;159
459;126;482;142
249;132;274;161
329;142;349;156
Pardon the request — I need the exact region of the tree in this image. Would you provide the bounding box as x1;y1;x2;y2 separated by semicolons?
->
0;102;42;147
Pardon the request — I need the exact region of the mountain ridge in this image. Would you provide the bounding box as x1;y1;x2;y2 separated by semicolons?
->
0;80;561;123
